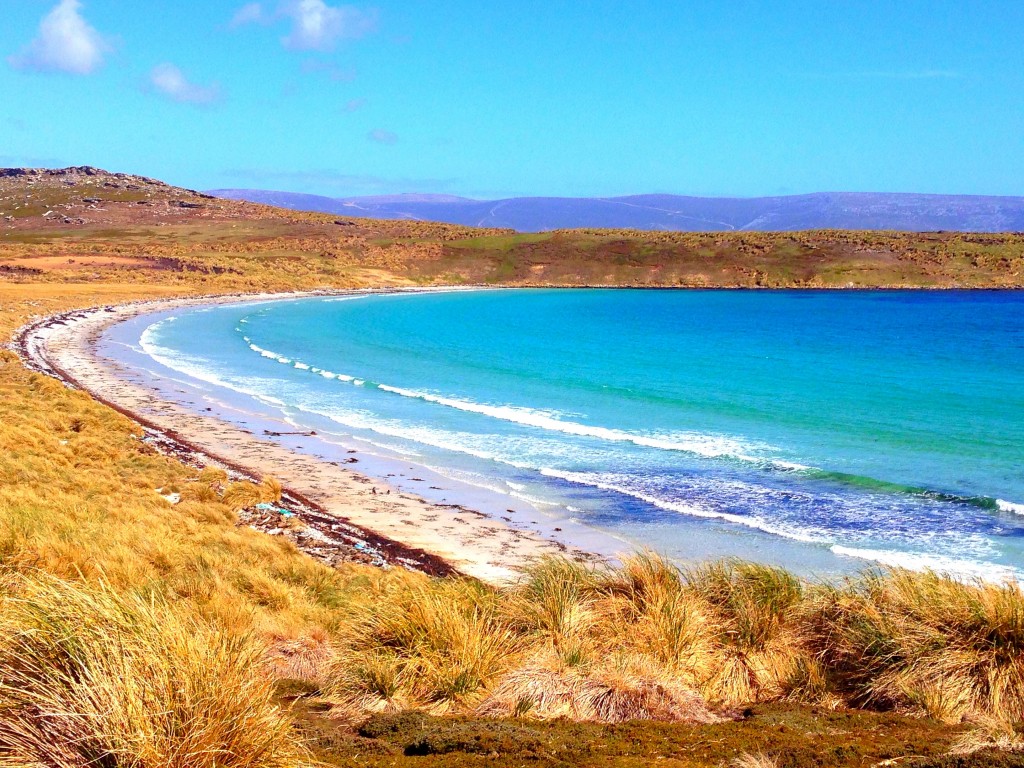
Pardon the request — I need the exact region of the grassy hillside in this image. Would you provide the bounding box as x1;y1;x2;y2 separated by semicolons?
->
2;167;1023;290
1;168;1023;766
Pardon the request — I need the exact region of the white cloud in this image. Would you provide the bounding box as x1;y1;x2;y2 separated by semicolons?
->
229;2;267;28
229;1;376;51
8;0;110;75
149;64;223;106
343;97;367;112
281;0;377;51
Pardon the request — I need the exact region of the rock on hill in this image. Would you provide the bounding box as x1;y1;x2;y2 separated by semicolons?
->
209;188;1024;233
0;166;267;229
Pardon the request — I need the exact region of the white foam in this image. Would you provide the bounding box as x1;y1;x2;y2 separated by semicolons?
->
538;467;825;544
508;490;562;508
235;339;798;471
322;295;372;303
830;545;1021;583
773;460;812;471
247;343;280;360
286;400;551;476
245;341;359;383
376;384;779;465
997;499;1024;515
140;323;281;408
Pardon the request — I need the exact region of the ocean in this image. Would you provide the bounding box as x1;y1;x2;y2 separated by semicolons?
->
109;288;1024;581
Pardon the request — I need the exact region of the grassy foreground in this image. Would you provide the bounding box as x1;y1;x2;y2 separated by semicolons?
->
1;169;1023;765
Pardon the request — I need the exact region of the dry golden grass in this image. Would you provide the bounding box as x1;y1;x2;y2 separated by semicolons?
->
0;574;311;768
0;346;407;648
813;569;1024;724
950;715;1024;756
730;752;780;768
328;575;522;718
683;560;816;705
328;554;812;723
326;552;1024;733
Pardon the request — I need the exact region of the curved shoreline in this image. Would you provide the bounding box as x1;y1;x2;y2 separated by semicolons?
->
12;290;596;583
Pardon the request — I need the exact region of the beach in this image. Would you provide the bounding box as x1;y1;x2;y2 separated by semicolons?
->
18;288;1024;586
17;291;598;584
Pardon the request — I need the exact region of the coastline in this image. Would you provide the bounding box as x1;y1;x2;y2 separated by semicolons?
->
15;288;1023;586
14;290;600;584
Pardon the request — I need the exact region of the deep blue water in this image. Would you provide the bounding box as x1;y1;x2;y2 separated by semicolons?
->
134;289;1024;580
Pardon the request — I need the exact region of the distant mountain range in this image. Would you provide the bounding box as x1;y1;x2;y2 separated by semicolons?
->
206;189;1024;233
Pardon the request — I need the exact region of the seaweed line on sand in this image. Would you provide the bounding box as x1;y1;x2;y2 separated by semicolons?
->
9;295;461;579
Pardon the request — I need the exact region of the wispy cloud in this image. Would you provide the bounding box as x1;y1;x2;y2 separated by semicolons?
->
368;128;397;145
231;1;377;51
343;97;367;112
282;0;377;51
229;2;267;28
8;0;111;75
149;64;223;106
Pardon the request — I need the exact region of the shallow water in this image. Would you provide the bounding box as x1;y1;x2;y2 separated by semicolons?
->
122;289;1024;580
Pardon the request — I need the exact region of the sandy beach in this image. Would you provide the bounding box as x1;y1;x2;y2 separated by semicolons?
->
17;291;596;583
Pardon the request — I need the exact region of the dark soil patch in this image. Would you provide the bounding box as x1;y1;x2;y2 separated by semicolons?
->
284;696;978;768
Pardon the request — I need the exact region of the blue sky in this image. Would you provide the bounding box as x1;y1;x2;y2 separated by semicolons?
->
1;0;1022;199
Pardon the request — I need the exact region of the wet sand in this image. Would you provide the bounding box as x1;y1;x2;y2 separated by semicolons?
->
17;291;598;583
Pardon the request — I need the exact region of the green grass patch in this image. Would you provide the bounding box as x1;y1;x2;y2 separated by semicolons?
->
446;233;553;252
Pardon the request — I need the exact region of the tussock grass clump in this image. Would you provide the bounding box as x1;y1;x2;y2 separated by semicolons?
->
476;650;721;724
813;569;1024;724
574;654;722;724
328;554;823;724
328;576;522;717
332;554;1024;729
0;574;310;767
221;478;281;510
685;560;817;705
199;466;229;484
330;554;726;724
502;556;601;645
600;552;720;681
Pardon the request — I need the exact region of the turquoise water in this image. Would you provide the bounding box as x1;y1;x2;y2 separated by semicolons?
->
132;289;1024;580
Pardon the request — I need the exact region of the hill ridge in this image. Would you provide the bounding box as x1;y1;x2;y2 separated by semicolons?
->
209;187;1024;233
